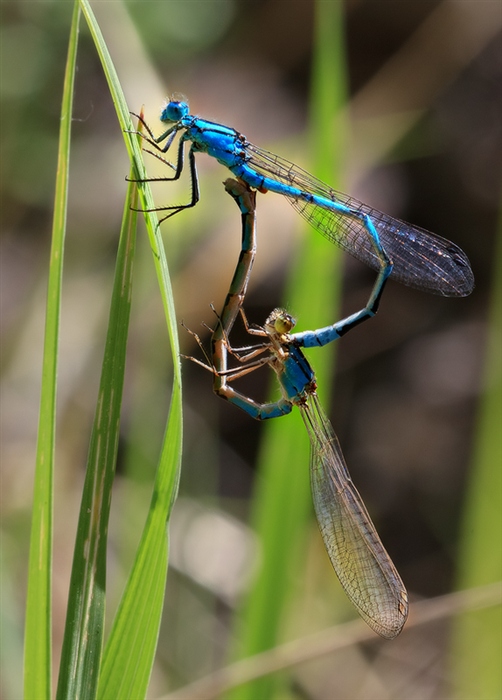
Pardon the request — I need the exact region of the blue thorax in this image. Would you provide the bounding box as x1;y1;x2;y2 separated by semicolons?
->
276;344;315;403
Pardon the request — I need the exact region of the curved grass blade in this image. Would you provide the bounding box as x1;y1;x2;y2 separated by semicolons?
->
78;2;183;698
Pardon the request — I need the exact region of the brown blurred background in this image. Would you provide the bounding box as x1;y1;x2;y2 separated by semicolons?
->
1;1;500;697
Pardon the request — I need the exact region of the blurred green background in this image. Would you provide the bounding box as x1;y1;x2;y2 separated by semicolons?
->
1;1;500;698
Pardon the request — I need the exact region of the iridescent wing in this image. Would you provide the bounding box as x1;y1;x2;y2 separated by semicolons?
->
301;393;408;638
247;143;474;297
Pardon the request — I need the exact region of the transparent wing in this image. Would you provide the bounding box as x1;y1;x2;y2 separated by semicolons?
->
300;393;408;639
246;143;474;297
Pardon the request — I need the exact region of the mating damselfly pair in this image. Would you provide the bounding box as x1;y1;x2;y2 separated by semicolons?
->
130;100;474;638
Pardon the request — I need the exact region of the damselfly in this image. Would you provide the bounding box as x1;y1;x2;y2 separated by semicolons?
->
131;98;474;297
186;178;408;639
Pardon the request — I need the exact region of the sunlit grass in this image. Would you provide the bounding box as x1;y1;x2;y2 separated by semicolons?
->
23;4;80;697
23;0;183;697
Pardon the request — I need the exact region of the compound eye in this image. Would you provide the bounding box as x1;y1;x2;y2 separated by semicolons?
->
274;313;295;334
160;100;189;123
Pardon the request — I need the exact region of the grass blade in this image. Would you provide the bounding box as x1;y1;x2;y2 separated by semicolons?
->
23;3;80;698
55;152;140;699
76;0;180;376
97;397;182;698
77;2;183;696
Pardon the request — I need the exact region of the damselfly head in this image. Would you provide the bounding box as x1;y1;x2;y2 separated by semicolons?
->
161;98;189;123
265;308;296;335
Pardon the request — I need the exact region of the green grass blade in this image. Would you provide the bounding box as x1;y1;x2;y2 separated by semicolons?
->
55;158;140;699
449;211;502;699
78;0;180;378
227;2;348;698
97;394;182;698
78;2;183;697
23;3;80;698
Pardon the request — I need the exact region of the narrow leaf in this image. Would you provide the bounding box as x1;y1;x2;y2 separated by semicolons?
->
24;3;80;698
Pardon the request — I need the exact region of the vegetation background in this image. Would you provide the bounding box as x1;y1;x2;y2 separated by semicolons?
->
1;1;500;698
